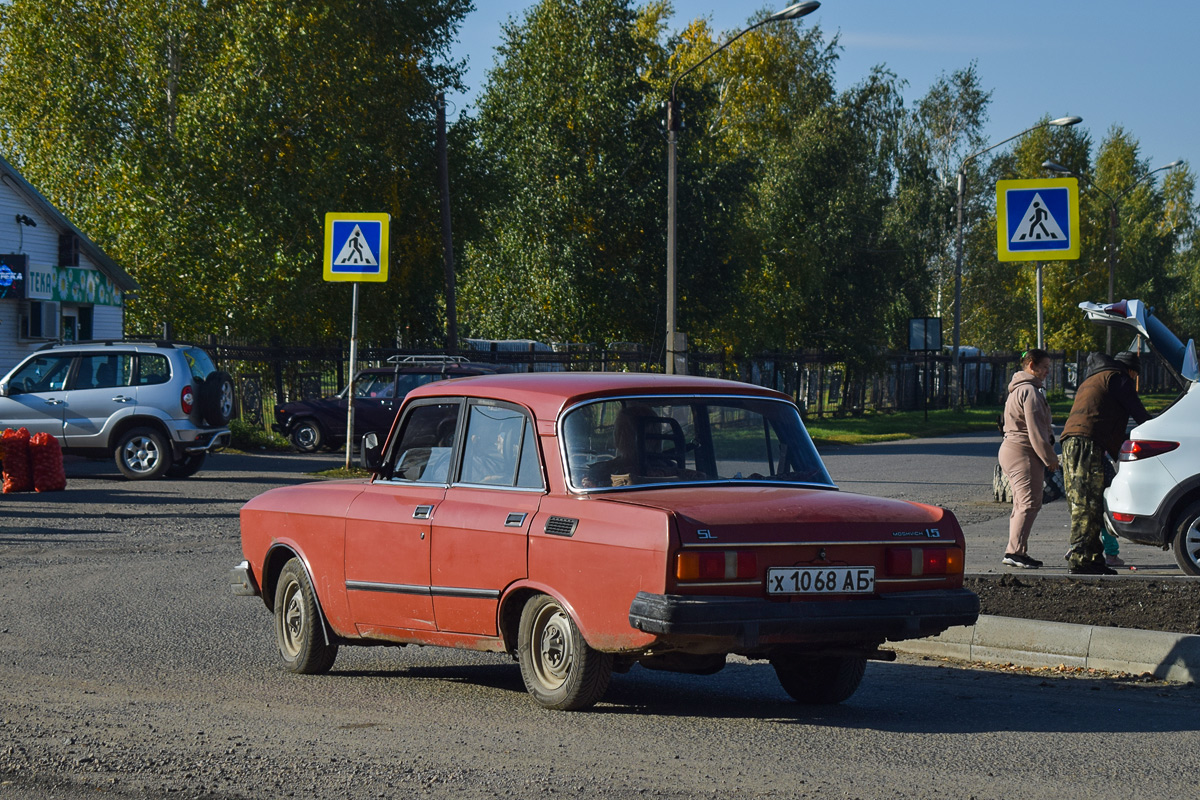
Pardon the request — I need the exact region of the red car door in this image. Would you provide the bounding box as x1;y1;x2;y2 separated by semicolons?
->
344;401;461;633
431;402;543;636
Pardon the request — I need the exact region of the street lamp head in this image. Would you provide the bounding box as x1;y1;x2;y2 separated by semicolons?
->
767;1;821;22
1049;116;1083;127
1042;159;1073;175
1164;159;1184;169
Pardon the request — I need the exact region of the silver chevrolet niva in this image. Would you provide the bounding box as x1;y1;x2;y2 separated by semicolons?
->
0;340;233;479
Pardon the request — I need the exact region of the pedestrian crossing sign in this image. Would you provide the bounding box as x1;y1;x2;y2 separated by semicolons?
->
323;212;390;282
996;178;1079;261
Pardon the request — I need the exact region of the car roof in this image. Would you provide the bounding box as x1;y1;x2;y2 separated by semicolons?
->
33;340;196;355
403;372;791;423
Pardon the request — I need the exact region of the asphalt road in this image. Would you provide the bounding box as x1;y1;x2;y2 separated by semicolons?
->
1;446;1197;800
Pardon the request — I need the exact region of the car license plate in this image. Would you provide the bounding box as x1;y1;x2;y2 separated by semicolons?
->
767;567;875;595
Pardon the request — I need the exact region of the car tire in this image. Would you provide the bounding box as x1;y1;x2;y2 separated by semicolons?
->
289;419;325;453
166;453;206;478
772;655;867;705
1171;499;1200;576
200;371;235;427
274;558;337;674
113;427;172;480
517;594;611;710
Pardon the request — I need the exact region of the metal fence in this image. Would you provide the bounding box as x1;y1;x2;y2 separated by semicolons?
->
201;336;1184;431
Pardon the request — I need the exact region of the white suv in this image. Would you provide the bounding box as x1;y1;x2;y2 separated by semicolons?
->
0;341;233;479
1080;300;1200;574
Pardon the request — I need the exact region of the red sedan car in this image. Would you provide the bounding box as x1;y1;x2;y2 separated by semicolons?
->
233;373;977;710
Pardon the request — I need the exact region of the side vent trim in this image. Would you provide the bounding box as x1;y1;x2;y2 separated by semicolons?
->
544;516;579;537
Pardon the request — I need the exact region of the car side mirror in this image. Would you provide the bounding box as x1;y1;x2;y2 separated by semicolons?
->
0;381;10;397
360;431;384;472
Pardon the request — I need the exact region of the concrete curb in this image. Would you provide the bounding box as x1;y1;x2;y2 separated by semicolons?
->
892;614;1200;684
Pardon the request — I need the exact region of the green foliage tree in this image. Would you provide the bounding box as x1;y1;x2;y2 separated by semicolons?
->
912;63;991;323
0;0;470;343
460;0;669;346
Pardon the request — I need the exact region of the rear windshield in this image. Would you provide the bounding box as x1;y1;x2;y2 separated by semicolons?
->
561;396;833;491
182;347;217;380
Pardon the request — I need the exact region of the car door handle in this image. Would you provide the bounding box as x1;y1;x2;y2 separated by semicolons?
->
112;396;134;403
413;505;434;520
44;398;65;406
504;512;527;528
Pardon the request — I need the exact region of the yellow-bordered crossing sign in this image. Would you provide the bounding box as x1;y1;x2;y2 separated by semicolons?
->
323;212;390;282
996;178;1079;261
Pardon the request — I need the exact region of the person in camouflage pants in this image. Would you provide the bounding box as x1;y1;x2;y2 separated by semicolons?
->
1061;435;1107;569
1060;350;1151;574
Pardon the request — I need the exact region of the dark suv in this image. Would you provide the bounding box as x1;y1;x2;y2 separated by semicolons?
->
273;356;496;453
0;340;234;479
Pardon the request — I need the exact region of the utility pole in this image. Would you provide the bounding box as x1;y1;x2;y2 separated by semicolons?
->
436;92;458;354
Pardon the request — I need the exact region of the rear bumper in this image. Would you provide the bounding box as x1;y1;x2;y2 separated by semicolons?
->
629;589;980;651
1105;512;1166;547
183;429;230;455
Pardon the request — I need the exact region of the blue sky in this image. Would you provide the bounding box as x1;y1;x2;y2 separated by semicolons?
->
448;1;1196;173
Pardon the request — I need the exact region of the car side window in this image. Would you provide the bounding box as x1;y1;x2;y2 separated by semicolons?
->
75;354;133;389
353;374;393;398
458;403;541;489
136;354;170;386
7;354;74;393
382;402;461;483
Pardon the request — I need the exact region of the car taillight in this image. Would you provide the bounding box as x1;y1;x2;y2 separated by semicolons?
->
1118;440;1179;461
181;385;194;415
885;547;963;577
1111;512;1136;523
676;551;756;581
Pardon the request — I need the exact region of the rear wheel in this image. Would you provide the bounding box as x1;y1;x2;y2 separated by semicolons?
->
274;558;337;674
289;419;324;453
772;655;867;705
1171;500;1200;576
166;453;206;478
518;594;611;710
114;427;171;480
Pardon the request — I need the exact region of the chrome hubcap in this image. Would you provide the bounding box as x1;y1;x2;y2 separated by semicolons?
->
123;436;160;473
280;580;304;659
532;604;572;690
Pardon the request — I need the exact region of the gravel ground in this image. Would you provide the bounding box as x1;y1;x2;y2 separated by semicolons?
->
3;450;1200;800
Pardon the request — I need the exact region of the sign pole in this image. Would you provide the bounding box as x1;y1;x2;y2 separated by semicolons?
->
1035;261;1044;350
323;211;390;472
345;282;359;470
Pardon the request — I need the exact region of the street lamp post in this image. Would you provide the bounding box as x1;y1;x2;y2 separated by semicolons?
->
1041;158;1183;352
664;2;820;374
951;116;1082;406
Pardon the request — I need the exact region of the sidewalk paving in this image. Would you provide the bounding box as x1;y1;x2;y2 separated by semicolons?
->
892;614;1200;683
911;473;1200;682
961;491;1183;576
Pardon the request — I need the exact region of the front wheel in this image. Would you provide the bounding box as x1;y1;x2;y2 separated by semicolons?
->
1171;500;1200;576
274;558;337;674
518;594;611;710
113;427;171;480
772;655;867;705
289;419;324;453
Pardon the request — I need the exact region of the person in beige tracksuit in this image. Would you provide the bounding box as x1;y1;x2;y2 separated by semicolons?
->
998;349;1059;568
